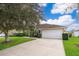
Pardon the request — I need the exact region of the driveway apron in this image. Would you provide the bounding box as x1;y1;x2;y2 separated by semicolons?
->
0;38;65;56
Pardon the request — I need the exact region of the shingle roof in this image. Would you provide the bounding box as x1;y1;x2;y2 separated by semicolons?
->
38;24;65;29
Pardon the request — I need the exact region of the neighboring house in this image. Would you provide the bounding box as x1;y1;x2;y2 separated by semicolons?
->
39;24;66;39
0;33;5;37
72;30;79;36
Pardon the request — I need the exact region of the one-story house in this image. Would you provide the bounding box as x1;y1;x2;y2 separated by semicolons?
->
72;30;79;36
39;24;66;39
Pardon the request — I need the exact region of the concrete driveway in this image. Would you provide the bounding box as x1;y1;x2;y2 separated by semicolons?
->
0;38;65;56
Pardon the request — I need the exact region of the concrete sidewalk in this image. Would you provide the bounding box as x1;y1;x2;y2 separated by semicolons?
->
0;38;65;56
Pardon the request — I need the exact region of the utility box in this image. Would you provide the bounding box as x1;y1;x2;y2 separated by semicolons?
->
62;33;68;40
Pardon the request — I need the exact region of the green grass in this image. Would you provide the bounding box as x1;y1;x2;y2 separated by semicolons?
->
0;37;32;50
63;36;79;56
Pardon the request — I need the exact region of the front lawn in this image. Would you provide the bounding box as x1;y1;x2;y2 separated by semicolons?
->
0;37;33;50
63;36;79;56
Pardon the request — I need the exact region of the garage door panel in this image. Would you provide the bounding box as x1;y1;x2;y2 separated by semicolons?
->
42;30;63;39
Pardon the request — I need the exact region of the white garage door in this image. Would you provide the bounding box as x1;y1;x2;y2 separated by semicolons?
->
42;30;63;39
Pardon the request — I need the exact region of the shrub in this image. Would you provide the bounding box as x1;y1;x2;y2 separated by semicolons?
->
69;33;72;37
10;33;26;37
62;33;69;40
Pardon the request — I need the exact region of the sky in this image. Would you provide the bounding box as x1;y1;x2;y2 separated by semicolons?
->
39;3;79;31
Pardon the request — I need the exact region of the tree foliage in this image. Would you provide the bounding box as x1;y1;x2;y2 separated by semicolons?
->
0;3;43;42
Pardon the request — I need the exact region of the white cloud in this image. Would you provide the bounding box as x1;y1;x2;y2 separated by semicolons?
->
40;20;46;24
76;10;79;13
40;15;74;26
38;3;47;7
66;23;79;31
69;23;79;30
40;15;79;31
40;19;58;25
58;15;75;25
51;3;77;14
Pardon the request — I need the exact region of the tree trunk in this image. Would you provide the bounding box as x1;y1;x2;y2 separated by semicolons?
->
23;29;25;34
4;31;9;42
